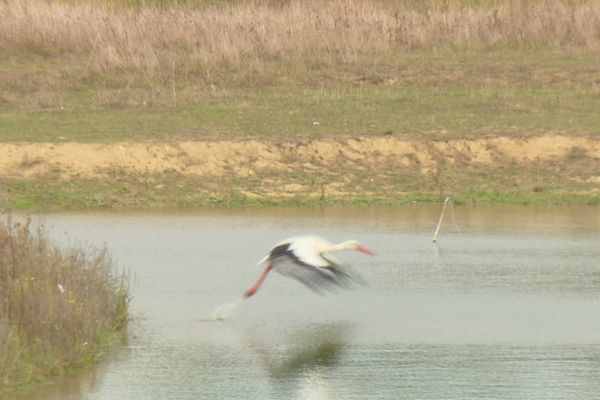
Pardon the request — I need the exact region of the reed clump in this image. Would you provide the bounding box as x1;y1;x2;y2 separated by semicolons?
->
0;214;129;390
1;0;599;85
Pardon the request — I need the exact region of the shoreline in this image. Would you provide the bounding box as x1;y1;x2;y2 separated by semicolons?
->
2;135;598;210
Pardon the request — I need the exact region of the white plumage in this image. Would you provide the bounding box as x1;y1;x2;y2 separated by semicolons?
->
243;235;375;298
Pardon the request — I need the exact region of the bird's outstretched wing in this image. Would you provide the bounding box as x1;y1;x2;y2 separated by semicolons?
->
268;243;362;294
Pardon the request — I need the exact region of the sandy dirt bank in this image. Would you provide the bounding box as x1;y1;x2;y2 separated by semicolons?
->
1;135;598;180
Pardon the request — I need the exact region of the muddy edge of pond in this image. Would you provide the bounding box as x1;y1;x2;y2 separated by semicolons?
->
1;134;599;209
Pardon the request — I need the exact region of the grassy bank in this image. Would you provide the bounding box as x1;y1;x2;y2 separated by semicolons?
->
2;143;598;210
1;1;599;142
0;214;129;391
5;178;599;209
2;49;600;142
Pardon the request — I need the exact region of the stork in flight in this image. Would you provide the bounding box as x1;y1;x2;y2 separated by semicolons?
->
242;235;375;298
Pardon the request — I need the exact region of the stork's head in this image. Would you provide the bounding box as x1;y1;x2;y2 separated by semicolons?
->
342;240;376;255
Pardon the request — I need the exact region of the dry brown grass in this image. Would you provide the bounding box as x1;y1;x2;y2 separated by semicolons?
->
0;213;128;389
1;0;599;82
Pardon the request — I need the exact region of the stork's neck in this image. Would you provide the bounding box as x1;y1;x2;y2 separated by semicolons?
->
319;241;355;254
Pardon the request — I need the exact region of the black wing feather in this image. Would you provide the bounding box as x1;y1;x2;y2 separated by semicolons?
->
268;243;359;294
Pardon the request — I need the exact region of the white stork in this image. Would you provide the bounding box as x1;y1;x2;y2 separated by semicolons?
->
242;235;375;298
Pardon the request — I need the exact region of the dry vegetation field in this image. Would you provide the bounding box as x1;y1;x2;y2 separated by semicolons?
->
2;0;600;84
2;0;600;110
0;0;599;207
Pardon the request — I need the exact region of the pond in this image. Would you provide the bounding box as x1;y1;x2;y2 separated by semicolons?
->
14;205;600;400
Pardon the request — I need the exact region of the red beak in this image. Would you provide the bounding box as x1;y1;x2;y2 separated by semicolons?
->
356;245;376;256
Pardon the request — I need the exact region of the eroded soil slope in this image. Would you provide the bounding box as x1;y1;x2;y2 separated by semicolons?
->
1;135;598;206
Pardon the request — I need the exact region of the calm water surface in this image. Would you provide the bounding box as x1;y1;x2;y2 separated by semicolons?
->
15;206;600;400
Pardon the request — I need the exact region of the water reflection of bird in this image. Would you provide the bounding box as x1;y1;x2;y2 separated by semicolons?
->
243;235;375;298
241;322;349;399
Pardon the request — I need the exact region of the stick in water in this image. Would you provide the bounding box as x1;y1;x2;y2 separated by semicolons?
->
432;197;452;243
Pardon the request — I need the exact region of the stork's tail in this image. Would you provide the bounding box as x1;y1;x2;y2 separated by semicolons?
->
328;265;367;287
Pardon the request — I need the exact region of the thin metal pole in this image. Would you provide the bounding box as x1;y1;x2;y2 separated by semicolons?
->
432;197;451;243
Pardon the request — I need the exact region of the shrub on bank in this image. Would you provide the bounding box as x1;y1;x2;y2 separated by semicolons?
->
0;214;129;390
